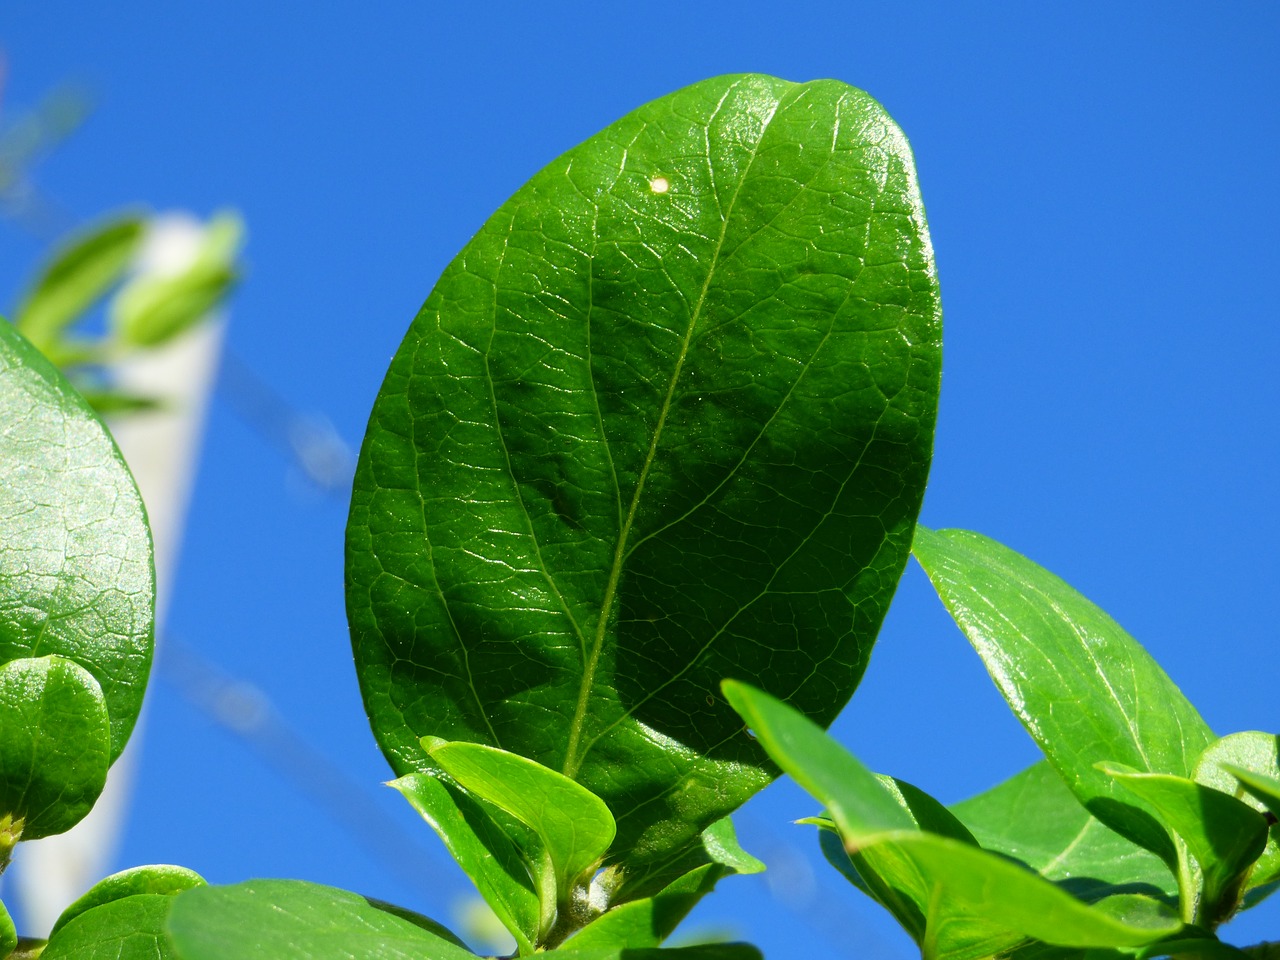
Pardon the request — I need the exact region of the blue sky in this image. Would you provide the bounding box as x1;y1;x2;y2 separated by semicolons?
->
2;3;1277;956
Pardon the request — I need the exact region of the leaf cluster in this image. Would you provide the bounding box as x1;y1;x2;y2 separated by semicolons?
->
0;70;1272;960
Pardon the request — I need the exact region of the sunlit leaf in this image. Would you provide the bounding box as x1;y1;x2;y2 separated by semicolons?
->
165;879;472;960
0;320;155;762
0;655;110;839
42;894;176;960
724;681;1182;957
1099;763;1266;925
912;527;1214;863
951;762;1176;901
51;864;205;936
346;73;942;890
391;771;539;951
426;738;615;912
1195;733;1280;893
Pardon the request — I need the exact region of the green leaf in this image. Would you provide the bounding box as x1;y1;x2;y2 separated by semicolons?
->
426;738;615;908
912;527;1215;863
723;681;1182;956
345;73;942;888
0;320;155;762
1226;768;1280;819
14;215;144;351
699;816;764;876
110;211;242;347
0;656;110;840
0;898;16;958
42;894;176;960
951;762;1176;901
1196;734;1280;893
1099;763;1267;924
165;879;472;960
51;864;206;936
391;771;540;952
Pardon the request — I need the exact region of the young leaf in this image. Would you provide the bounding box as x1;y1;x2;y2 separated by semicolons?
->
165;879;473;960
912;527;1214;862
563;818;762;950
391;772;540;952
1099;763;1267;924
345;73;942;885
426;738;615;905
1194;733;1280;894
42;894;176;960
723;681;1182;955
0;320;155;762
51;863;206;936
0;898;16;958
1225;768;1280;819
951;762;1176;900
0;656;111;840
14;214;144;351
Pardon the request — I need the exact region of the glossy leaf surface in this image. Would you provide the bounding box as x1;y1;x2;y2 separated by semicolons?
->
52;864;205;936
42;894;175;960
0;656;110;839
346;73;941;882
14;215;143;352
0;320;154;761
912;528;1214;861
1100;763;1267;923
166;880;472;960
392;772;539;951
951;762;1175;900
724;681;1181;956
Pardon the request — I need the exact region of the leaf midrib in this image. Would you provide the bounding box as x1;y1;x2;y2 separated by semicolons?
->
560;80;787;780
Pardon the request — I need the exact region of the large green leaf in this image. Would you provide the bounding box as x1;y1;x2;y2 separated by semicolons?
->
723;681;1182;958
345;72;941;887
165;880;472;960
0;655;111;840
0;320;155;762
912;528;1214;862
951;762;1176;901
14;214;144;352
42;894;176;960
0;899;15;958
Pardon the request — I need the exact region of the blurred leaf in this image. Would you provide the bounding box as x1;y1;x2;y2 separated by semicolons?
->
345;73;941;892
951;762;1176;900
0;656;110;840
391;771;540;951
110;211;242;347
0;320;155;761
912;528;1214;864
1099;763;1267;925
78;389;165;416
723;681;1182;956
14;214;143;350
0;898;15;958
426;738;615;910
52;864;206;936
42;894;176;960
166;879;472;960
